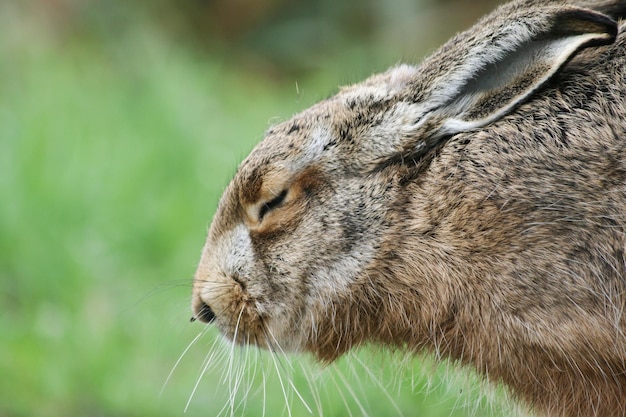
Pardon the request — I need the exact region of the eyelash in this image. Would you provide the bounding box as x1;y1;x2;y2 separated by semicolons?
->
259;189;288;221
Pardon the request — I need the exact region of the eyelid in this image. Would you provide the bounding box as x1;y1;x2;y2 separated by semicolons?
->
259;189;288;221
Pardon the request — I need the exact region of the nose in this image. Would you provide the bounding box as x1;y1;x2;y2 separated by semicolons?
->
192;299;216;323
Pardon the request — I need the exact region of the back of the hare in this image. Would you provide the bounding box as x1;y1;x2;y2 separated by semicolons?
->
191;1;626;416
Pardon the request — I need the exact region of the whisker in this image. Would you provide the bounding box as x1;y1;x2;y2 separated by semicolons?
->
122;279;200;315
261;346;267;417
184;330;228;412
351;352;405;417
236;340;252;414
231;338;253;416
227;306;246;417
263;325;313;414
287;369;313;414
333;364;370;417
328;368;356;417
161;327;208;397
299;361;324;417
264;328;296;373
263;331;293;417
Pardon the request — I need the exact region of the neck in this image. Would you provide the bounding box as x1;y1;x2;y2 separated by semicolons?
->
306;248;626;416
381;244;626;417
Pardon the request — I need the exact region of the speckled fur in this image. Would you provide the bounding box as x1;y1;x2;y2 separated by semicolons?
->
192;1;626;416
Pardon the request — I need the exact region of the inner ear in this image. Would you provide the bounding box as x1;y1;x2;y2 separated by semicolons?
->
448;36;596;125
455;38;559;110
410;7;617;141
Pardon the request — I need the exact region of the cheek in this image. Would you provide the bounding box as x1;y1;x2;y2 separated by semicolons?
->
255;210;363;303
225;224;306;323
294;194;385;302
246;234;304;305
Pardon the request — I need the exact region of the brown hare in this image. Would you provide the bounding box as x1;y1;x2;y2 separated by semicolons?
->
191;0;626;415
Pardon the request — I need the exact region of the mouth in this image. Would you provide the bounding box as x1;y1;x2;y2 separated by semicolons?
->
190;292;269;348
191;290;307;354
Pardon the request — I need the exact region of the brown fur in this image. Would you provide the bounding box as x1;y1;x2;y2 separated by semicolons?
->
192;1;626;416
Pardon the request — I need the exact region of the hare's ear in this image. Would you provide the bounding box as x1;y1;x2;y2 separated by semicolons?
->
401;7;617;141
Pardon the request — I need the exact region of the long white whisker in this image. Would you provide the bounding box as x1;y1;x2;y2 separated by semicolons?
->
270;350;293;417
345;354;371;408
228;307;246;417
232;338;253;416
299;361;324;417
161;327;207;397
262;349;268;417
184;331;226;412
265;326;313;414
351;352;405;417
288;370;313;414
214;392;230;417
264;327;313;413
333;364;370;417
328;368;355;417
265;328;296;372
264;331;293;417
237;341;255;414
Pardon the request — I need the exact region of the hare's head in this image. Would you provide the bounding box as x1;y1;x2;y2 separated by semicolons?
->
191;2;617;360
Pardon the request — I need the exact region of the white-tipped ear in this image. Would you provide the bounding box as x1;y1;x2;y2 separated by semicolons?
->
412;6;617;139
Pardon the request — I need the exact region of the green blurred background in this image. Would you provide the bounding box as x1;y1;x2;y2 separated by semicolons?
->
0;0;519;416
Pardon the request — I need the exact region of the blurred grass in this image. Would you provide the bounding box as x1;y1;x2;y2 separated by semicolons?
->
0;2;511;417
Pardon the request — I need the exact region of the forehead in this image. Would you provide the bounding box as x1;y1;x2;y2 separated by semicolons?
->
232;78;406;201
235;100;333;173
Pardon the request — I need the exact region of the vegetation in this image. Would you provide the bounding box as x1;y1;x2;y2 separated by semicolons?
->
1;1;510;416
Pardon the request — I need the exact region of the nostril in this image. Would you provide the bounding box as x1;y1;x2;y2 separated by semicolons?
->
194;302;216;324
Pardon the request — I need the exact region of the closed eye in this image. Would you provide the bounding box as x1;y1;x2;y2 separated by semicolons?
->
259;189;288;221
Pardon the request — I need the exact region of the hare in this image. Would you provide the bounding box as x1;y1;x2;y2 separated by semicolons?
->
191;0;626;416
